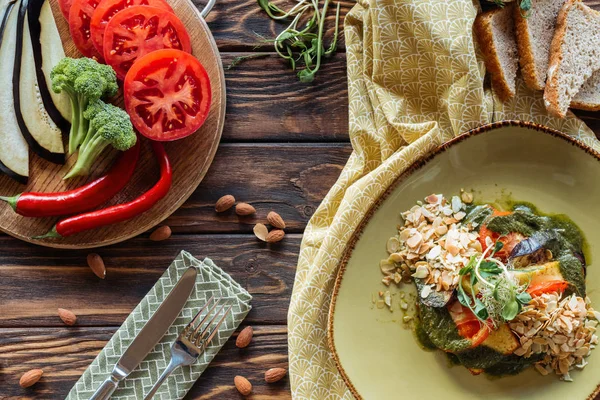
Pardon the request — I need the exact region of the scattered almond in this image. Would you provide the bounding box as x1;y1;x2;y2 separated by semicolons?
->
235;202;256;216
236;326;253;348
253;223;268;241
58;308;77;326
86;253;106;279
149;225;171;241
264;367;287;383
215;195;235;212
234;376;252;396
266;229;285;243
267;211;286;229
19;369;43;388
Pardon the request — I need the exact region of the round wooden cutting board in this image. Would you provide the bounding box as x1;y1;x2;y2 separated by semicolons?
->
0;0;225;248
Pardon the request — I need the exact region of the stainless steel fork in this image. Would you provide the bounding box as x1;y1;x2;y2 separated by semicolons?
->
143;296;232;399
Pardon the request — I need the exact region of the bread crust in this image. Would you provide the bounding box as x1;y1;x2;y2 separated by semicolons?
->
514;6;545;90
544;0;588;118
474;6;515;102
571;99;600;111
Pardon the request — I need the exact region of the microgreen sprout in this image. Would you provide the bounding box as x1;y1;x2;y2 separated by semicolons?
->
458;240;532;327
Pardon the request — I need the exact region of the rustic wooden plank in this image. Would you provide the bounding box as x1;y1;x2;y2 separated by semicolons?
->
205;0;352;52
220;53;349;142
0;325;290;399
164;143;351;233
0;235;300;328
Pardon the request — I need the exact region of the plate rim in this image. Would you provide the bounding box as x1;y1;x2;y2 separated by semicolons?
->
326;120;600;400
0;0;226;249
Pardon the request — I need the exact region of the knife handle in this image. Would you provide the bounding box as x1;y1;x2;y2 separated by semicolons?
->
89;374;121;400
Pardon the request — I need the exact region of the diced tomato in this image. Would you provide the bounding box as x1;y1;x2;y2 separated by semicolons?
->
478;210;525;261
103;6;191;80
90;0;174;55
447;301;490;348
69;0;104;59
527;280;569;297
124;49;211;141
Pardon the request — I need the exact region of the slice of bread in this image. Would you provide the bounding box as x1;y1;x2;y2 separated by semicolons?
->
475;5;519;101
514;0;566;90
572;71;600;111
544;0;600;118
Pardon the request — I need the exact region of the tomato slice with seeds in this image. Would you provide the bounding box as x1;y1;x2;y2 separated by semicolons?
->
69;0;104;60
124;49;211;141
58;0;73;19
103;6;191;80
479;210;525;261
527;280;569;297
448;301;490;348
90;0;174;56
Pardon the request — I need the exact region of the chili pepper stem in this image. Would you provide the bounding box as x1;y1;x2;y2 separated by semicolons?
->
0;195;18;211
32;226;62;240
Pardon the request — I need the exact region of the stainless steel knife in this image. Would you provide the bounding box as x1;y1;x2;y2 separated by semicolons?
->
90;266;197;400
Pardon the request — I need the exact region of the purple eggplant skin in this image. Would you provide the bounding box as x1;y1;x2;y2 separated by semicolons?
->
509;230;559;259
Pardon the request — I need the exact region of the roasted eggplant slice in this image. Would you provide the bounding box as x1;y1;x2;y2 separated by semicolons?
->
27;0;70;125
0;0;28;183
510;230;559;259
13;0;64;164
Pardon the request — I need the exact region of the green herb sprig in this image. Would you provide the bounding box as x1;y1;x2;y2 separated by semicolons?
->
493;0;532;17
257;0;341;82
458;240;532;326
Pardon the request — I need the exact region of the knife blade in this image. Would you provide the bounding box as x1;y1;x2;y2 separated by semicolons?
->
90;266;197;400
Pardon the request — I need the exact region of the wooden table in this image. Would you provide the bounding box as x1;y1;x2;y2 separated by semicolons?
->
3;0;600;399
0;0;353;398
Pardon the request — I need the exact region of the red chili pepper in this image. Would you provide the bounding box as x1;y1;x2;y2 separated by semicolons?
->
36;142;172;239
0;141;141;217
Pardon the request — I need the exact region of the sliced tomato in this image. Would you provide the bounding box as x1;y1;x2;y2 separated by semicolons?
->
69;0;104;59
479;210;525;261
124;49;211;141
58;0;73;19
527;280;569;297
447;301;490;348
90;0;174;55
103;6;191;79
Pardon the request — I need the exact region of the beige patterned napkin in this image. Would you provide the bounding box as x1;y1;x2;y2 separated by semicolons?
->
287;0;600;398
67;251;251;400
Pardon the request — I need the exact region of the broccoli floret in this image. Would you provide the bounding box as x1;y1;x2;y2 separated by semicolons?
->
63;99;137;179
50;57;118;155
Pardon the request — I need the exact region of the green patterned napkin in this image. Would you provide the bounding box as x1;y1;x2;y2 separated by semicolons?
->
66;251;252;400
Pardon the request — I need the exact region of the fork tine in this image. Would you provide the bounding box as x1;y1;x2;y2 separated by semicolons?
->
197;305;233;347
192;301;224;340
182;296;215;336
189;299;221;340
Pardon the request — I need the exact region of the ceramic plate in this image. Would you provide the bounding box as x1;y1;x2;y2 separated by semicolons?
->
328;121;600;400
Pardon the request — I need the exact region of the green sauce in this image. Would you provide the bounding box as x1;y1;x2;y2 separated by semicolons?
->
416;302;471;353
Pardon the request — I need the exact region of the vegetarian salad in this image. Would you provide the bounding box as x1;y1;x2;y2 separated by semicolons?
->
0;0;211;238
380;193;599;381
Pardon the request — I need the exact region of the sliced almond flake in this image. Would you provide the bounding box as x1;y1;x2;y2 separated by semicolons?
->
420;285;432;299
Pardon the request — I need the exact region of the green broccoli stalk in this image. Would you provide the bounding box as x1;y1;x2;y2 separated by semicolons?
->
63;99;137;180
50;57;118;155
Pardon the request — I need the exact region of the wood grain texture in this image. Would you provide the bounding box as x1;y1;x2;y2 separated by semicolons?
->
0;0;226;249
0;234;300;327
203;0;352;52
163;143;351;233
0;325;290;399
220;53;349;142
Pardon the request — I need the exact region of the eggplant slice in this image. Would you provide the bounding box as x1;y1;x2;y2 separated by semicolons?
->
14;0;65;164
0;0;29;184
28;0;71;125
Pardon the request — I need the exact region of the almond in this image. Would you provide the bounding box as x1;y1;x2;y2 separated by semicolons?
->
58;308;77;326
86;253;106;279
266;229;285;243
150;225;171;241
253;223;268;241
264;367;287;383
234;376;252;396
235;202;256;216
236;326;253;348
19;369;43;388
267;211;286;229
215;195;235;212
